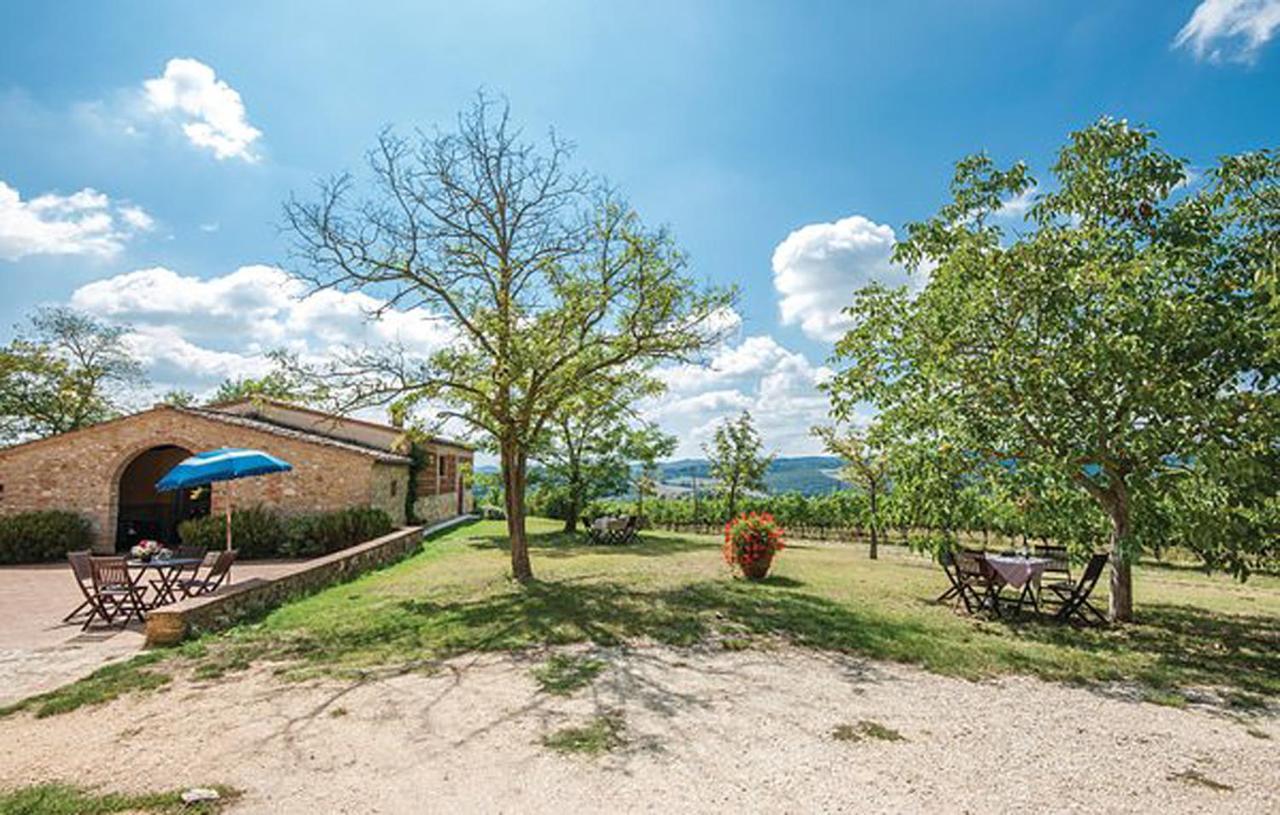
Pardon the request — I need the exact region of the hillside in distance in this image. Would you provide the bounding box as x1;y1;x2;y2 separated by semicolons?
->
477;456;850;497
655;456;847;497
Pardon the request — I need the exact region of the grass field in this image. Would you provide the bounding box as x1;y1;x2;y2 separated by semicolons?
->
9;516;1279;719
208;518;1280;700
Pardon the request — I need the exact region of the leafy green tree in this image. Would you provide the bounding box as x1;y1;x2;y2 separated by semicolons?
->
532;381;667;533
705;411;773;521
0;307;145;443
158;388;196;407
812;424;890;558
828;119;1277;621
285;95;732;581
626;423;677;520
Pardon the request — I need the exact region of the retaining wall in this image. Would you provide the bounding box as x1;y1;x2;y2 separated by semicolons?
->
145;516;473;646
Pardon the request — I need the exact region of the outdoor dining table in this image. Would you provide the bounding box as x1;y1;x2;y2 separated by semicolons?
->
126;557;203;609
983;554;1052;615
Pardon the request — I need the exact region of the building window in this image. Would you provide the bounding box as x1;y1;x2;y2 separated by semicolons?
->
390;480;398;497
0;483;5;503
438;454;447;478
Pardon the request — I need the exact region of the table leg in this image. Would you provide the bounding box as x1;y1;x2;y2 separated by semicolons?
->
153;565;183;606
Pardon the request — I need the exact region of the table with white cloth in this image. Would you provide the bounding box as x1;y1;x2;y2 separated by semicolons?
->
982;555;1052;614
587;516;636;545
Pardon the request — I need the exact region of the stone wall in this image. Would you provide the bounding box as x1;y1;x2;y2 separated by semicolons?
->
145;519;470;645
0;406;410;551
414;493;460;524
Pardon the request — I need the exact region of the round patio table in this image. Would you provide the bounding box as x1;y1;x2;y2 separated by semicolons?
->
125;558;204;609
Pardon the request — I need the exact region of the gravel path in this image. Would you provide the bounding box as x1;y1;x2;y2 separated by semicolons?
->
1;644;1275;813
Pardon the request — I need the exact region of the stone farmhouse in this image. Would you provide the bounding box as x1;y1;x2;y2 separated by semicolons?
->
0;398;474;552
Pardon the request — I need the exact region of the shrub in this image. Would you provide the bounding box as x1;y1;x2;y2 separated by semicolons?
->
0;510;94;564
177;505;394;559
178;505;286;559
282;506;393;557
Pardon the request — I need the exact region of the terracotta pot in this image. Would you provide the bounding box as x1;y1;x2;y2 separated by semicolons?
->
740;551;774;581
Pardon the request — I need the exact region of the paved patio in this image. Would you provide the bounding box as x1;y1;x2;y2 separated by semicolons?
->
0;559;301;707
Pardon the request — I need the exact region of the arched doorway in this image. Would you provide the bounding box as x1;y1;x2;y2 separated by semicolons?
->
116;445;211;551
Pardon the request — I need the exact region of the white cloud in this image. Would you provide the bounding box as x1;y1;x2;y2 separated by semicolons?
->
996;185;1038;218
70;265;453;392
771;214;917;343
645;333;834;458
143;58;262;161
0;180;153;261
1175;0;1280;63
118;206;155;231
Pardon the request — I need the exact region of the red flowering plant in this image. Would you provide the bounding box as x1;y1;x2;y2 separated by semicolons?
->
722;511;785;580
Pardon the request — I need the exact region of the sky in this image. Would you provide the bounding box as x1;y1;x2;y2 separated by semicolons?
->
2;0;1278;461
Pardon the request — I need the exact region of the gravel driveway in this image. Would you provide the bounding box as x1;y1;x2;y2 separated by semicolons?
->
1;643;1275;813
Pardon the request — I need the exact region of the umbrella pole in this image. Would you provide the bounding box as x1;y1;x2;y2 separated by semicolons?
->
225;486;233;585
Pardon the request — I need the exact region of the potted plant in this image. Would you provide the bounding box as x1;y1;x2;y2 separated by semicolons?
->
723;511;785;580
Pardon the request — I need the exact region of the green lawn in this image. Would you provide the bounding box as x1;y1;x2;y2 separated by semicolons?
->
9;517;1278;720
205;517;1280;702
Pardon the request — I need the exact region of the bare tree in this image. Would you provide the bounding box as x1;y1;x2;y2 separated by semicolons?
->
284;94;732;581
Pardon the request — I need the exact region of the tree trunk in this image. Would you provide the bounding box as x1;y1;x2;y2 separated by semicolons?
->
868;487;879;560
501;441;533;583
562;495;578;535
1105;485;1134;623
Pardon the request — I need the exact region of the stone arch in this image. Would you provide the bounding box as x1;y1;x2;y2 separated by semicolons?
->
108;436;210;551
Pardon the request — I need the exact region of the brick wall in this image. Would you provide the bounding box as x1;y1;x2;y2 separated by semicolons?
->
0;407;409;551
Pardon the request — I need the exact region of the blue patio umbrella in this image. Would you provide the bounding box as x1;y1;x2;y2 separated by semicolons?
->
156;448;293;550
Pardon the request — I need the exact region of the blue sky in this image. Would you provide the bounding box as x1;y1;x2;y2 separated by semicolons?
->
2;1;1278;458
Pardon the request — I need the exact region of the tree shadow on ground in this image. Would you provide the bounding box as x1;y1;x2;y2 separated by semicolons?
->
987;601;1280;699
267;576;946;681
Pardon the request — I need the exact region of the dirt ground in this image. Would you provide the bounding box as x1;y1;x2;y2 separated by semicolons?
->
1;644;1275;813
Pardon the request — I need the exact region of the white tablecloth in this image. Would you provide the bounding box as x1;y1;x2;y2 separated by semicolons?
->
983;555;1051;589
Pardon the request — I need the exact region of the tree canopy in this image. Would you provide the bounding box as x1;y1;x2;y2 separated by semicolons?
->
705;411;773;521
827;118;1278;621
812;423;891;558
0;307;145;443
285;94;732;581
530;378;673;533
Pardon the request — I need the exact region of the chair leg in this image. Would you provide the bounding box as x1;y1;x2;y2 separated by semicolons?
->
1081;599;1109;626
63;599;91;623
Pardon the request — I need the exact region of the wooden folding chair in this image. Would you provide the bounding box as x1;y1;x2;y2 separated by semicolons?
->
64;551;100;626
173;549;237;599
956;550;1003;616
617;515;640;545
1049;553;1109;626
935;550;978;613
89;556;147;627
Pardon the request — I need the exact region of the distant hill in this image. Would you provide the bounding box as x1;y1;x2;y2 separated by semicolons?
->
655;455;847;497
477;455;849;497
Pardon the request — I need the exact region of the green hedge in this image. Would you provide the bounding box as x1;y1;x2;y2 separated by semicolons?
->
0;510;94;565
178;505;394;559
